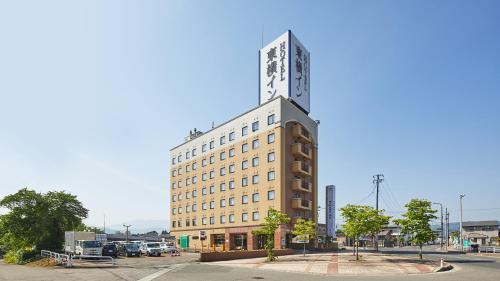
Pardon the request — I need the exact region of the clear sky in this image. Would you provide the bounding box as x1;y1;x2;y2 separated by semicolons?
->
1;0;499;229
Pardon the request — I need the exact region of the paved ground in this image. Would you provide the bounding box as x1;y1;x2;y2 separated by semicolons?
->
207;252;441;275
0;248;499;281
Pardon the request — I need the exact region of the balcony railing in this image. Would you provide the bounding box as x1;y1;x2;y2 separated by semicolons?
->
292;124;312;143
291;198;312;210
292;178;312;192
291;143;312;159
292;161;312;176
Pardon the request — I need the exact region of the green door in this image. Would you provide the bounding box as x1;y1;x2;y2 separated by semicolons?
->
180;235;189;249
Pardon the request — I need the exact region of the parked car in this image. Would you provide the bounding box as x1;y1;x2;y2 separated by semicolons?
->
102;243;118;258
160;242;176;253
118;243;141;257
141;242;162;257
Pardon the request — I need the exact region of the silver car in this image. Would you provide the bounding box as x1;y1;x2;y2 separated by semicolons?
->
141;242;162;257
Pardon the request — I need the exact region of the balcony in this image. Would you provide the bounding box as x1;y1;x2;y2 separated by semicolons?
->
291;198;312;210
292;161;312;177
292;178;312;192
292;143;312;159
292;124;312;143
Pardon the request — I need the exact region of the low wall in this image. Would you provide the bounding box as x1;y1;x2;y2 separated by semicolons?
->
200;249;294;262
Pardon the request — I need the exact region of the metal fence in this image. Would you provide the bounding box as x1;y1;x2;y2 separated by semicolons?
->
40;250;116;267
480;246;499;253
40;250;72;267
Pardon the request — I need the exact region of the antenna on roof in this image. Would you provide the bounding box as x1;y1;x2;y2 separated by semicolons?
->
211;121;215;129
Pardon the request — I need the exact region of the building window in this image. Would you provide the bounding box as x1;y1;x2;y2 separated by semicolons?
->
242;126;248;136
178;207;182;214
268;171;275;181
229;164;235;173
210;216;215;225
252;193;259;202
210;155;215;164
186;151;190;159
210;185;215;194
186;205;191;213
268;190;275;200
220;215;226;224
186;178;190;186
172;182;176;189
229;197;235;206
267;133;275;144
192;176;197;184
242;160;248;170
220;136;226;145
202;217;207;225
172;208;176;215
252;211;259;221
192;203;197;212
220;199;226;207
252;121;259;132
178;180;182;188
229;148;235;157
172;158;176;165
220;182;226;191
229;214;235;223
229;131;235;141
268;152;275;162
202;144;207;152
242;143;248;153
178;167;182;175
242;177;248;187
192;189;197;197
242;212;248;222
202;158;207;167
192;148;197;157
192;218;197;226
192;162;197;170
252;157;259;167
202;173;207;181
172;221;176;228
202;187;207;195
210;201;215;209
202;202;207;210
210;140;214;149
220;151;226;160
178;155;182;163
186;192;191;199
252;139;259;149
220;167;226;176
171;170;176;177
209;170;215;179
229;180;235;189
268;114;275;125
172;195;176;202
186;165;190;173
177;220;182;227
242;195;248;204
252;175;259;184
178;193;182;201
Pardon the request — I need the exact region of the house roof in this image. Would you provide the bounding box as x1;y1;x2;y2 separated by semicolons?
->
462;220;499;227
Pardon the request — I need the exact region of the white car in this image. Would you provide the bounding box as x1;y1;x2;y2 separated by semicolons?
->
140;242;162;257
160;242;176;253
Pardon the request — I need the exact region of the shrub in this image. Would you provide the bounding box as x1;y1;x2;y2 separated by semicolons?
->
3;249;39;264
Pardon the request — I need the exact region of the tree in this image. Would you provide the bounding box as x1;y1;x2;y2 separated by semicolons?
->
340;204;391;260
292;218;316;256
252;208;290;261
0;188;88;259
394;199;437;260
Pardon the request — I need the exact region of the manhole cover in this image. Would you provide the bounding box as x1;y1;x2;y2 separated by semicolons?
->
251;277;264;280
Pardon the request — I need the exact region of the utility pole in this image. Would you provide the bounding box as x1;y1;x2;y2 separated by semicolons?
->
123;224;132;242
459;194;466;252
373;174;384;251
432;203;443;251
103;214;106;234
445;208;449;251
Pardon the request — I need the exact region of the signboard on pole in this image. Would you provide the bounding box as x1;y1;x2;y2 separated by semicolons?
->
259;30;310;113
326;185;336;238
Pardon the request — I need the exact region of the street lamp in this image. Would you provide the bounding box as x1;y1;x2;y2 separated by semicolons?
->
432;202;443;251
459;194;466;252
123;224;132;242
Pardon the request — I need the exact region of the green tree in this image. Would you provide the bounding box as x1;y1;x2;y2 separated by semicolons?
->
252;208;290;261
340;204;391;260
292;218;316;256
394;199;437;260
0;188;88;262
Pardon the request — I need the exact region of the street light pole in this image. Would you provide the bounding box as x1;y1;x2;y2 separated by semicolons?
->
432;202;443;251
123;224;132;242
445;208;449;251
459;194;466;252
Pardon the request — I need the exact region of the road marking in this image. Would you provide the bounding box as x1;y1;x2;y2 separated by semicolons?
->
137;264;186;281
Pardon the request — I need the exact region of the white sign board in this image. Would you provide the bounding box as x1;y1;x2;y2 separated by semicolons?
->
259;30;310;113
326;185;336;237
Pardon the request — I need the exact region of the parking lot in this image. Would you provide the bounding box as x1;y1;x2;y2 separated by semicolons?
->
0;253;200;281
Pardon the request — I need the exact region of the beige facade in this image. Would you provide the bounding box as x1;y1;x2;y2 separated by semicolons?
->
169;97;318;251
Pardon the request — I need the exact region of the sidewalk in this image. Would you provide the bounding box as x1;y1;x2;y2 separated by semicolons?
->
207;252;444;276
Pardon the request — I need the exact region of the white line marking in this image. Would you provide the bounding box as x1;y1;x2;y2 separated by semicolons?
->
137;264;186;281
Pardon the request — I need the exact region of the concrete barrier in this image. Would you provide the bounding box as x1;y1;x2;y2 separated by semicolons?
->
200;249;295;262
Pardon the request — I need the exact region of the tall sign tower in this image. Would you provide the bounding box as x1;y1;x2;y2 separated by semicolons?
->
259;30;311;114
326;185;336;238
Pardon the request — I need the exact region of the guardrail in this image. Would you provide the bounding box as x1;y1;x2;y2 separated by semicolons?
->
40;250;72;267
480;246;499;253
40;251;115;267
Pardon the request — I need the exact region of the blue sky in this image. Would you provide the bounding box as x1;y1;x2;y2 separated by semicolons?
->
1;0;499;229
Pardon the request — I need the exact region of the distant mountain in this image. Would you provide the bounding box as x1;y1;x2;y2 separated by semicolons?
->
104;219;169;234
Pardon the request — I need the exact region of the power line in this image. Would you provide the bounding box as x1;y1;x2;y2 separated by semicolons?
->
353;185;376;205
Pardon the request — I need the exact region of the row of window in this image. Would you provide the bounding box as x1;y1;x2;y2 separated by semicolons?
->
172;114;276;165
172;211;261;228
172;148;276;179
172;171;276;196
172;191;275;215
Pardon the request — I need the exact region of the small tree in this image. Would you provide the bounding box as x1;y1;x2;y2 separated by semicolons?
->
292;218;316;256
252;208;290;261
340;204;391;260
394;199;437;260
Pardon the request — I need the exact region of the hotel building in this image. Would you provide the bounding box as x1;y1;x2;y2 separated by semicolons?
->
169;31;317;251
